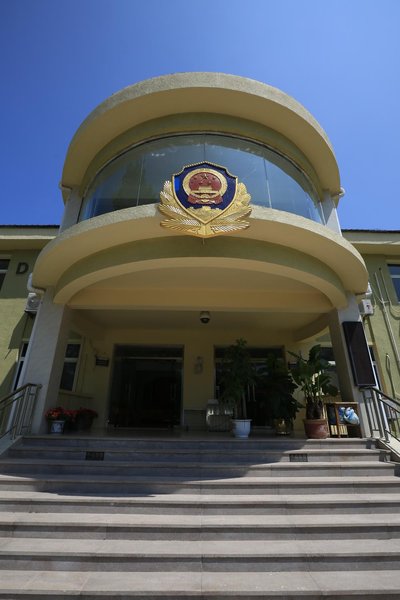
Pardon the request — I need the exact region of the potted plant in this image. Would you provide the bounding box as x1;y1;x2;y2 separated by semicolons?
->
219;339;255;438
259;354;302;435
45;406;69;434
288;345;338;439
76;407;98;431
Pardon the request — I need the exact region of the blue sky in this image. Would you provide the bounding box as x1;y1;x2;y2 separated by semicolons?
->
1;0;399;229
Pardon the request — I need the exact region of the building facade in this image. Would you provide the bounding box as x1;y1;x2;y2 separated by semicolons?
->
1;74;399;435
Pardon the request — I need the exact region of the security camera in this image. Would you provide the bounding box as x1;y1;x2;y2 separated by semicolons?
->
200;311;210;324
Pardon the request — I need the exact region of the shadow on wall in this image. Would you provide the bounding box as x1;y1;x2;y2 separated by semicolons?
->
0;314;34;398
0;362;18;400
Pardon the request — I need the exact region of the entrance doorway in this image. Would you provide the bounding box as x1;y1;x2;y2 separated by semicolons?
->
109;346;183;428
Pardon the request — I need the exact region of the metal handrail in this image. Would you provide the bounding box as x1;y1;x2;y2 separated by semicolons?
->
0;383;42;441
361;386;400;444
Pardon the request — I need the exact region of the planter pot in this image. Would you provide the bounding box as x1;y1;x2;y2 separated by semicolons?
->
64;420;79;432
77;415;94;431
48;419;66;434
303;418;329;439
274;418;293;436
232;419;252;439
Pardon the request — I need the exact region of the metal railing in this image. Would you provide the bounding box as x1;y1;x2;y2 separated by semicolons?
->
362;386;400;445
0;383;41;441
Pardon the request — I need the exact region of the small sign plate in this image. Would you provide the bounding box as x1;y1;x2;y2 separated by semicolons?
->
289;453;308;463
85;451;104;461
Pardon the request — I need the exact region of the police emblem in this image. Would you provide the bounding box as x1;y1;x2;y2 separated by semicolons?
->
159;162;251;238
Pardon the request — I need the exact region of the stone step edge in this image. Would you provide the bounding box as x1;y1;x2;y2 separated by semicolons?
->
0;593;398;599
0;569;399;598
1;448;394;467
2;491;400;503
1;473;398;483
1;511;400;524
3;495;400;512
0;459;393;469
3;554;400;572
10;445;383;455
21;435;374;443
2;537;400;555
2;520;400;533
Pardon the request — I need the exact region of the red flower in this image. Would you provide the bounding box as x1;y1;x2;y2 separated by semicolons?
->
45;407;67;421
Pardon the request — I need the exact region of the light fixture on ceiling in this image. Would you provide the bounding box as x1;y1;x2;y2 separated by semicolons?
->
200;311;210;324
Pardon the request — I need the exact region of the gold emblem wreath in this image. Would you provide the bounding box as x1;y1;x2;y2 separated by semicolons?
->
159;180;252;238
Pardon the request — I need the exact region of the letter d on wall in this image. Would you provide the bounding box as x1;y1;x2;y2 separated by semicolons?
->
16;262;29;275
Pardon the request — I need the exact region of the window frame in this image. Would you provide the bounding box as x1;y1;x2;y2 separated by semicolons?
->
12;340;29;391
0;257;10;292
59;342;81;392
388;264;400;303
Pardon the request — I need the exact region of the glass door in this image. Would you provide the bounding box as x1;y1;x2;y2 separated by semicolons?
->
109;346;183;428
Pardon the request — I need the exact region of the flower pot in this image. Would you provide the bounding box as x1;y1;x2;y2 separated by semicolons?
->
274;418;293;436
65;420;79;432
232;419;252;439
77;414;94;431
303;418;329;439
48;419;66;434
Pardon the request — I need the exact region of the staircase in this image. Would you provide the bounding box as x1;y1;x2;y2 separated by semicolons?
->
1;434;400;598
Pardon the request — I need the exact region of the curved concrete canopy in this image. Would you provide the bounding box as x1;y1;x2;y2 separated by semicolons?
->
54;248;345;307
64;257;339;342
53;240;346;342
62;73;340;199
32;205;368;308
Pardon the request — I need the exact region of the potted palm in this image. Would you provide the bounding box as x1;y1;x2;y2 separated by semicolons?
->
220;339;255;438
289;345;338;439
260;354;302;435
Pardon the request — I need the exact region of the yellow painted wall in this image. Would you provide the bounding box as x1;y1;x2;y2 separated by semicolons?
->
0;249;39;396
361;255;400;399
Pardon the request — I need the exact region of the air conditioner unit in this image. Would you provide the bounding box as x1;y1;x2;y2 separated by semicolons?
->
24;292;41;314
359;298;374;316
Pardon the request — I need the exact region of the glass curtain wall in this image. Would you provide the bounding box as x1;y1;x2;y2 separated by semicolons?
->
80;134;323;224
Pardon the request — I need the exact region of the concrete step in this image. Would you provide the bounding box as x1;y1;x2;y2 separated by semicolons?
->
19;435;375;451
2;490;400;514
1;538;400;571
2;511;400;540
7;445;388;464
0;458;395;478
0;435;398;599
1;569;400;598
1;472;399;495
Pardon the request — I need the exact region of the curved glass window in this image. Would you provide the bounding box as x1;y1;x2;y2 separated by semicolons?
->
80;134;323;223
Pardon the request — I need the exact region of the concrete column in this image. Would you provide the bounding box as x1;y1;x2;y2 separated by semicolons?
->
328;293;373;437
321;191;342;234
19;289;72;433
59;188;82;232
